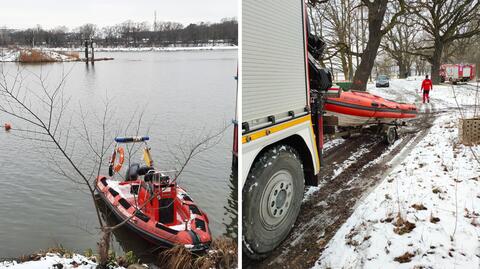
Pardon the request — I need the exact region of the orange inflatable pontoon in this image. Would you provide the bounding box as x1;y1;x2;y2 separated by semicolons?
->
324;88;417;127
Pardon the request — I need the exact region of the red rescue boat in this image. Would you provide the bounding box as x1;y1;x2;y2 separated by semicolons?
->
96;136;211;251
324;88;417;127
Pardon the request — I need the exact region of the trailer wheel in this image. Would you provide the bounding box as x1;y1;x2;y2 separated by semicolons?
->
341;133;351;139
339;127;351;139
384;126;397;145
243;145;304;259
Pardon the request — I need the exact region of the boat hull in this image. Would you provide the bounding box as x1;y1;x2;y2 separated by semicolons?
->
95;177;211;251
325;90;417;127
325;111;396;127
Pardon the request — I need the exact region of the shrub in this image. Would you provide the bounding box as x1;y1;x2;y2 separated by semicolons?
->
19;49;55;62
157;237;237;269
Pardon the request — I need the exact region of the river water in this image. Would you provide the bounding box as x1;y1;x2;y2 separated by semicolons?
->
0;50;237;258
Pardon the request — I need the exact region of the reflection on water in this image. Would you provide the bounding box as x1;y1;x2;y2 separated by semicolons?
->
97;196;158;262
223;164;238;240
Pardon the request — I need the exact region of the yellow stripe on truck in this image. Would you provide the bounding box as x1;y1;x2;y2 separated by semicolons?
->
309;122;320;171
242;115;311;144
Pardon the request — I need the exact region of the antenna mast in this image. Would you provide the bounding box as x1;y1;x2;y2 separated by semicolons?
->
154;10;157;31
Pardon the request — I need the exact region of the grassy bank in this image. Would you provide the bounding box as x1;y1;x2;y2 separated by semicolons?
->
18;49;79;62
158;237;237;269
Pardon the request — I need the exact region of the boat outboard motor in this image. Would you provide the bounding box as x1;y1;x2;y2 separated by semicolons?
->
307;30;331;91
308;33;326;61
139;166;161;182
309;60;332;91
124;164;155;182
125;163;159;181
125;163;140;181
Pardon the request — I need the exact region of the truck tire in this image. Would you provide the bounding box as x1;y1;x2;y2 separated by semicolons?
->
243;145;304;259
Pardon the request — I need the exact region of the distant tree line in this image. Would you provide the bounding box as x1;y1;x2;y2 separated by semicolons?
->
0;18;238;48
309;0;480;87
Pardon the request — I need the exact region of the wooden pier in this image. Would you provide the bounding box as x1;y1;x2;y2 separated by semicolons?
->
83;39;113;63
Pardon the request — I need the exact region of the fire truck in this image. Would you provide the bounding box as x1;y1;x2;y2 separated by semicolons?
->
440;64;476;83
242;0;331;259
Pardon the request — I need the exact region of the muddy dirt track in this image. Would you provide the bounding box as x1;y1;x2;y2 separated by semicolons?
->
245;99;443;268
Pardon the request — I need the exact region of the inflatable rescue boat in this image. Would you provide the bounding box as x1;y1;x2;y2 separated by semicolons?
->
324;88;417;127
96;136;211;251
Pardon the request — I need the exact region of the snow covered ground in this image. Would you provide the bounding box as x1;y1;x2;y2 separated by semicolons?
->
0;50;20;62
90;46;237;52
0;49;79;62
370;76;480;111
0;45;237;62
313;78;480;268
0;253;111;269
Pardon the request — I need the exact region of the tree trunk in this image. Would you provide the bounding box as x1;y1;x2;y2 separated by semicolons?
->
98;229;111;268
348;53;354;81
477;61;480;80
351;1;388;91
415;60;422;76
351;32;383;90
398;61;407;79
340;51;349;80
430;40;443;85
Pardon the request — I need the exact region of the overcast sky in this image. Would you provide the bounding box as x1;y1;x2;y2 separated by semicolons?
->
0;0;238;30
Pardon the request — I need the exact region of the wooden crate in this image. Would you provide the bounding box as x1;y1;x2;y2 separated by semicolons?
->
459;118;480;145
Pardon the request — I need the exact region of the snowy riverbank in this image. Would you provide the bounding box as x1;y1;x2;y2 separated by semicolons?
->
82;46;237;52
313;79;480;268
0;253;122;269
0;45;237;62
0;49;80;62
0;236;237;269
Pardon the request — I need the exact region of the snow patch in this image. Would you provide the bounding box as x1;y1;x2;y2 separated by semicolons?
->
323;138;346;152
331;146;370;181
0;253;117;269
313;78;480;269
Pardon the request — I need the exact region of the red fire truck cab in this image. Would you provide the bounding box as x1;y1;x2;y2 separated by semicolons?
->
440;64;476;83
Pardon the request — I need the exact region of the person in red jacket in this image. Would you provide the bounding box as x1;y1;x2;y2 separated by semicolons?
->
421;75;433;103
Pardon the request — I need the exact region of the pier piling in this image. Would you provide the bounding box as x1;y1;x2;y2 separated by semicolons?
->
84;39;95;64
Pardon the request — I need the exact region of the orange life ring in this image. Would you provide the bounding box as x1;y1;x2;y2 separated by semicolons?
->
112;147;125;173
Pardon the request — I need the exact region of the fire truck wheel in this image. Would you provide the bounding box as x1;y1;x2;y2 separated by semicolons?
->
243;145;304;259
